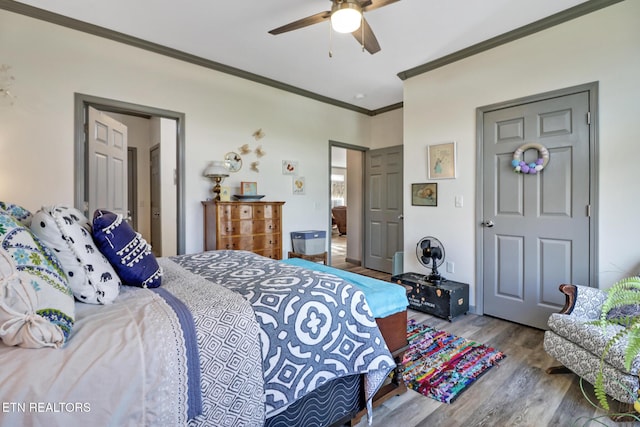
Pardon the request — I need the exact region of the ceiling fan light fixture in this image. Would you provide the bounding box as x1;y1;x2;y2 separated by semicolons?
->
331;1;362;34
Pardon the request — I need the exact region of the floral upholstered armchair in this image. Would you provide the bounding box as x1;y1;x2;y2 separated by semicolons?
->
544;284;640;404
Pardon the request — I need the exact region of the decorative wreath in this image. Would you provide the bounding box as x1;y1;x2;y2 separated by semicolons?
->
511;143;550;174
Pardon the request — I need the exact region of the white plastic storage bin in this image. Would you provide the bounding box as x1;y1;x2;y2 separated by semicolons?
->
291;230;327;254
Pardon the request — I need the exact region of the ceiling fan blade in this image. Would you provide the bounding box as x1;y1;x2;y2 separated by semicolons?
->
268;11;331;35
351;17;381;54
362;0;400;12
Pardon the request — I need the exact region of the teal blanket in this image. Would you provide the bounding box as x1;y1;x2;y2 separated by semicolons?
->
281;258;408;318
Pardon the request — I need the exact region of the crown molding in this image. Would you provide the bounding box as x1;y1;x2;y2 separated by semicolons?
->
0;0;385;115
398;0;625;81
370;102;404;116
5;0;618;115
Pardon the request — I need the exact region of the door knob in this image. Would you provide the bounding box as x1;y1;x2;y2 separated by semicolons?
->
482;220;495;228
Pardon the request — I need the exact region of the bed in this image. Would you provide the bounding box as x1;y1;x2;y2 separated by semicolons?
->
0;249;406;426
0;203;408;426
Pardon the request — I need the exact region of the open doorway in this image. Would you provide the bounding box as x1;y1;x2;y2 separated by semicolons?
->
329;142;365;269
74;93;185;255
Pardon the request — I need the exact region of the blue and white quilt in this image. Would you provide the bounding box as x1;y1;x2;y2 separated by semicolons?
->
172;250;395;417
0;250;394;427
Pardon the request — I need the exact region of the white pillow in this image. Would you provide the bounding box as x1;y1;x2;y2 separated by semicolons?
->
30;206;120;304
0;211;75;348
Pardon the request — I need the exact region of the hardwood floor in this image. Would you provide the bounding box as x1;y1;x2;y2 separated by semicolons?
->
353;309;630;427
328;241;629;427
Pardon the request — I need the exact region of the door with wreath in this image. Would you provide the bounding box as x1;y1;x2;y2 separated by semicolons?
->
480;88;592;330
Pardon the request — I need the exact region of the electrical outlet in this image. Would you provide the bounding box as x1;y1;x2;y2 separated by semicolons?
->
446;261;454;273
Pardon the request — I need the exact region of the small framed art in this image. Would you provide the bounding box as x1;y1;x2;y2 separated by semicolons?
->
282;160;298;175
427;142;456;179
219;186;231;202
412;183;437;206
241;181;257;195
293;176;305;195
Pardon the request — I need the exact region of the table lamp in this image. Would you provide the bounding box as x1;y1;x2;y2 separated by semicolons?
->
204;160;230;201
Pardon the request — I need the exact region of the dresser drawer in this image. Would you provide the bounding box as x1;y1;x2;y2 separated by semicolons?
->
253;205;281;219
218;220;254;236
253;234;280;249
219;204;253;220
250;219;280;234
217;236;254;250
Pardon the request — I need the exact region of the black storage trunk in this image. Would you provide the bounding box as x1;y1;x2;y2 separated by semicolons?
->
391;272;469;321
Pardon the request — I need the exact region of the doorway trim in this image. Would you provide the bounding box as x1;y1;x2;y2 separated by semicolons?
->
127;146;138;230
74;93;186;254
474;82;599;315
328;140;368;266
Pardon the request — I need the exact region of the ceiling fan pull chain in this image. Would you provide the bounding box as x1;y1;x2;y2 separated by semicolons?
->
328;21;333;58
361;14;365;52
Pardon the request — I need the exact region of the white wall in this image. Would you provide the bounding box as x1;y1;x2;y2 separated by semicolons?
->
0;10;373;256
403;1;640;306
371;108;403;149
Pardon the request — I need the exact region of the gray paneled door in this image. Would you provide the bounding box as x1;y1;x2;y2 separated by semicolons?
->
482;91;591;330
365;145;403;273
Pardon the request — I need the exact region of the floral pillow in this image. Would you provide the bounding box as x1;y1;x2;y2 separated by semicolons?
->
30;206;120;304
0;202;32;227
93;210;162;288
0;211;74;348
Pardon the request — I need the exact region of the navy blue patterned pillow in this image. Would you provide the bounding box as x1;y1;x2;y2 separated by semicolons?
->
92;210;162;288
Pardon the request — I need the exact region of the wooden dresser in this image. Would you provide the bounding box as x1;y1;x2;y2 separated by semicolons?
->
202;201;285;260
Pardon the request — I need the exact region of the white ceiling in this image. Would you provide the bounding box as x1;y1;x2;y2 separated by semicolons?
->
11;0;590;112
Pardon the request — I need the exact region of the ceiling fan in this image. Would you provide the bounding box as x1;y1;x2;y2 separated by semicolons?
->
268;0;400;55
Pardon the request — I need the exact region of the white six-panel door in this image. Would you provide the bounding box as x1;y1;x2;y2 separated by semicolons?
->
87;106;128;219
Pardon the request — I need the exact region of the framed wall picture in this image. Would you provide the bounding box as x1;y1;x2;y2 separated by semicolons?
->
241;181;257;195
412;183;438;206
282;160;298;175
219;186;231;202
427;142;456;179
293;176;305;195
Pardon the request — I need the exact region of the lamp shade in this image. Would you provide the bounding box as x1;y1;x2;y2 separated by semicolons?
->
331;1;362;33
204;160;229;178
